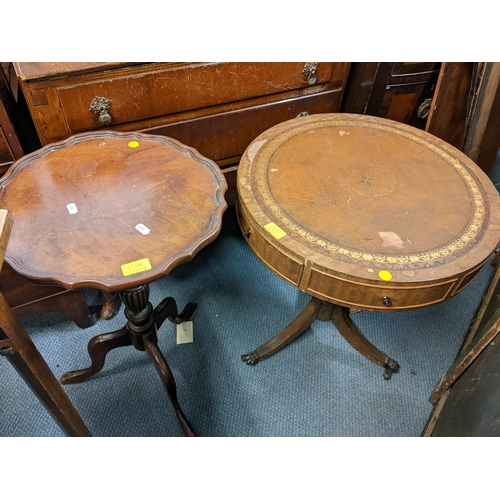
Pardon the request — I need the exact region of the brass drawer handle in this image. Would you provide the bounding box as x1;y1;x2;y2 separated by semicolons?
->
417;98;432;120
297;111;309;118
89;96;113;126
302;62;319;85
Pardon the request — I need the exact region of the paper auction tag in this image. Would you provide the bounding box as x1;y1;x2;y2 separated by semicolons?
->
176;321;194;344
135;223;150;235
66;203;78;214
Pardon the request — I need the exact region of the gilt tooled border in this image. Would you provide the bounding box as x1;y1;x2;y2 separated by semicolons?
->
250;118;489;269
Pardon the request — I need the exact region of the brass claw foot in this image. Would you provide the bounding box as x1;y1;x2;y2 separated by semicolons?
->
383;358;400;380
241;352;260;365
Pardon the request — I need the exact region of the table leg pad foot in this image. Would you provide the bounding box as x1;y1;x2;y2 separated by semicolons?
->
60;369;92;385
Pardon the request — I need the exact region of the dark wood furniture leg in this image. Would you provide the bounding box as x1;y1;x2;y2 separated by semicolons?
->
100;290;119;320
0;294;91;437
60;284;197;436
242;296;400;379
143;334;196;437
60;326;131;384
330;305;400;380
241;297;321;365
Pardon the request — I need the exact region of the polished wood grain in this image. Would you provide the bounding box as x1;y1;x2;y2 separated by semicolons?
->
1;69;93;327
14;62;350;146
238;113;500;312
0;131;227;436
0;209;91;437
12;62;350;205
237;113;500;377
0;131;228;291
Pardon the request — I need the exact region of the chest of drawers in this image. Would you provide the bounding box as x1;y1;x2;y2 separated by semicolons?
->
14;62;350;202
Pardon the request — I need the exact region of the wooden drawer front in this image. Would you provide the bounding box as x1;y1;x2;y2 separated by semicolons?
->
306;268;457;311
236;202;303;287
55;63;340;134
141;90;342;165
391;62;441;77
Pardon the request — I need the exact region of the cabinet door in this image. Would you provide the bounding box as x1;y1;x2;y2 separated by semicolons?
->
376;79;438;129
341;62;441;129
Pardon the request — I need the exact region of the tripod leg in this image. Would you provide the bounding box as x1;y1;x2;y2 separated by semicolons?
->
331;306;400;380
153;297;197;328
143;333;196;437
241;297;321;365
60;326;131;384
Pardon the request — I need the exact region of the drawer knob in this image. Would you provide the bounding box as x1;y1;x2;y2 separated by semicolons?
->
302;62;319;85
382;296;392;307
89;96;113;126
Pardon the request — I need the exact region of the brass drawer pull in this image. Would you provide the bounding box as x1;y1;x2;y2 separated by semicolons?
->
302;62;319;85
417;98;432;120
89;96;113;125
297;111;309;118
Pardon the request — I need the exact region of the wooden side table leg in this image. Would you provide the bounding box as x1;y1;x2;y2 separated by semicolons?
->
0;295;91;437
143;334;196;437
60;326;132;384
100;290;119;320
331;305;400;380
241;297;322;365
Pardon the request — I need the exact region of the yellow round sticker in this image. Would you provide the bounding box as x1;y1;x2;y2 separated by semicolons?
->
378;270;392;281
128;141;140;148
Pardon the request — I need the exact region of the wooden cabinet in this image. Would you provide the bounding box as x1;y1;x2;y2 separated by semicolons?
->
13;62;350;202
341;62;441;129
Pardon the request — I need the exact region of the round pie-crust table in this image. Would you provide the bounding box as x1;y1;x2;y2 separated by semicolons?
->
236;113;500;379
0;131;228;435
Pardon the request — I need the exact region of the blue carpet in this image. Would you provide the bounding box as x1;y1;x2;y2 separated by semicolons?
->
0;207;495;437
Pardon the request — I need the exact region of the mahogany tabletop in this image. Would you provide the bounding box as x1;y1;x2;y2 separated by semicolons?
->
237;113;500;311
0;131;227;292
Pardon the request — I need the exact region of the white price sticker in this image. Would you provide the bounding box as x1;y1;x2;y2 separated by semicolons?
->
135;223;150;235
176;321;194;344
66;203;78;214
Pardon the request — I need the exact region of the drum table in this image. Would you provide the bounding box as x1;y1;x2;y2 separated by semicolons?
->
236;113;500;380
0;131;227;436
